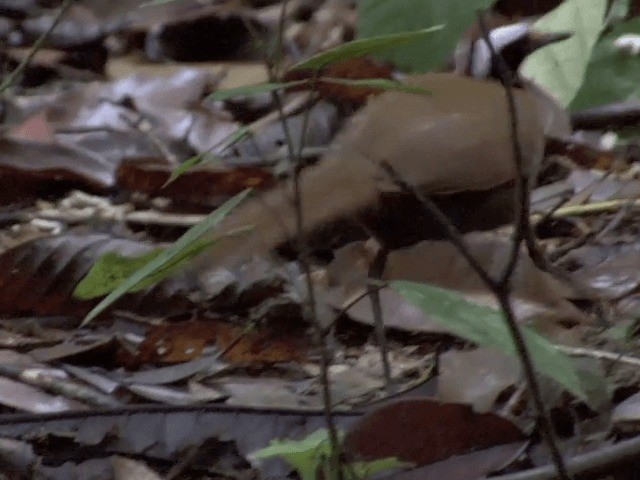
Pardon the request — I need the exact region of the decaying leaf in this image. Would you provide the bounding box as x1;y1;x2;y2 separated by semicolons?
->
0;233;195;318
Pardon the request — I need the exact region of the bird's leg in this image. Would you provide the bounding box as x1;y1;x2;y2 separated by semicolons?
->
366;242;394;393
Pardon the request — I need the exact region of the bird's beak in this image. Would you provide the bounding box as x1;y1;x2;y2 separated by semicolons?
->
528;31;572;51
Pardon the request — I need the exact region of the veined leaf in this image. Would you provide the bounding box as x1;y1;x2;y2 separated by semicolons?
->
522;0;607;106
77;189;252;325
165;126;251;185
391;280;593;404
291;26;443;71
74;237;215;299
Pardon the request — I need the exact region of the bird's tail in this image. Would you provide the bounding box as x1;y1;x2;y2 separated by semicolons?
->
197;148;379;269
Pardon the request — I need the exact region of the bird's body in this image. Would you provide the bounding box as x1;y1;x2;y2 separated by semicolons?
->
201;23;571;268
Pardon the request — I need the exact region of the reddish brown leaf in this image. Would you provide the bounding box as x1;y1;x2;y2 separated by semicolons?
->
344;398;524;466
137;320;217;364
0;233;194;318
215;322;308;364
117;157;274;206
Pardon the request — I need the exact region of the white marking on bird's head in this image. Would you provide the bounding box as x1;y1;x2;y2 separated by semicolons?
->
470;22;531;78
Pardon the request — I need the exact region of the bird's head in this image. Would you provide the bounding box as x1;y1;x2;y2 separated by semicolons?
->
454;20;571;83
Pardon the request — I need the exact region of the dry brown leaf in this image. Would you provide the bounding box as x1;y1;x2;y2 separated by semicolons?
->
117;157;274;206
137;320;217;365
215;321;308;364
344;398;524;466
0;233;194;318
325;233;586;334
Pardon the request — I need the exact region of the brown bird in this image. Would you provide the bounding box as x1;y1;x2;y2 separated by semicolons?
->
202;21;571;268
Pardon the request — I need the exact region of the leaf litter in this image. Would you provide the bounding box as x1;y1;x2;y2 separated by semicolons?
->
0;0;639;478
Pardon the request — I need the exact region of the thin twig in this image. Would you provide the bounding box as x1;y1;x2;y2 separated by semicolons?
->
0;0;73;94
327;280;388;335
550;198;640;218
379;162;495;288
290;70;343;479
244;4;342;475
350;13;572;480
367;246;394;391
555;344;640;367
475;12;570;479
475;19;527;287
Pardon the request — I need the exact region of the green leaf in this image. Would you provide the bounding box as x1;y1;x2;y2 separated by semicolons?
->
357;0;494;72
207;81;307;102
291;26;444;71
77;189;252;326
321;77;432;95
570;16;640;111
252;429;408;480
521;0;608;107
391;280;592;404
252;429;336;480
165;126;251;185
74;237;216;300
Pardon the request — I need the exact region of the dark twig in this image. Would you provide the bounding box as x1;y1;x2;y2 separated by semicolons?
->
379;162;495;288
477;12;570;480
472;15;530;287
379;159;571;480
244;4;342;475
328;280;388;334
0;0;73;94
290;70;343;479
367;11;571;480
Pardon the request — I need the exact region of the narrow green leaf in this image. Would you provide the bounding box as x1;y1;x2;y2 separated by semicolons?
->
291;26;443;71
165;152;214;186
165;126;251;185
74;237;216;300
320;77;431;95
77;189;252;326
522;0;607;106
207;81;307;102
391;280;591;403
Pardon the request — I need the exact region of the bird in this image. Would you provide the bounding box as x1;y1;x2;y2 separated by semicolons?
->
199;20;572;269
